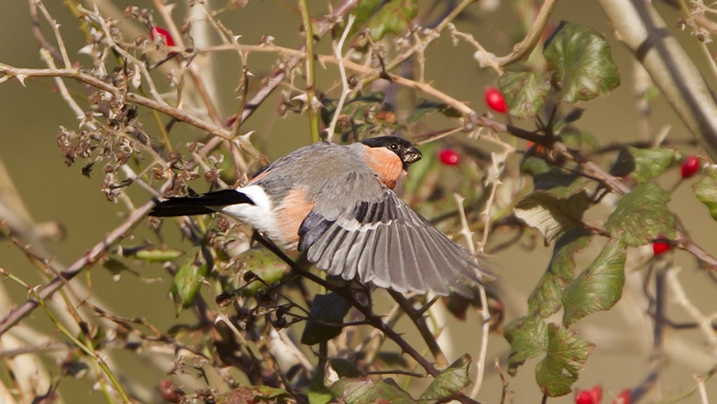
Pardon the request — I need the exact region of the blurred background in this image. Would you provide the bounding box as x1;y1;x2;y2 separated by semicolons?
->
1;0;716;403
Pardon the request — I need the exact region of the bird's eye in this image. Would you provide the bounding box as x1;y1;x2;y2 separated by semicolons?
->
390;143;398;150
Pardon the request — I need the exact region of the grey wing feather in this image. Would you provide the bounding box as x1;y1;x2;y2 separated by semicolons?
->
304;190;494;297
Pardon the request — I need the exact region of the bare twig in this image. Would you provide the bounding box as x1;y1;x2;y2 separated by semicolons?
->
326;14;356;142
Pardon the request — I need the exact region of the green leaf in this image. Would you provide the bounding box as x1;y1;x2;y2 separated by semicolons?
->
544;22;620;103
353;0;383;23
535;324;594;397
122;245;184;262
239;247;290;297
499;71;552;120
562;241;626;326
528;227;593;318
170;250;208;314
214;386;292;404
406;100;461;124
609;147;677;184
301;293;352;345
520;154;590;199
605;183;675;246
694;175;717;221
420;354;472;400
514;190;592;241
363;0;418;41
504;315;549;376
326;372;415;404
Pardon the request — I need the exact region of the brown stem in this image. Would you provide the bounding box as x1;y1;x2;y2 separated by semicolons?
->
387;290;449;368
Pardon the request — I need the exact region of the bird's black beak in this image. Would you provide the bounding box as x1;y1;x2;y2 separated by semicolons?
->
402;146;422;166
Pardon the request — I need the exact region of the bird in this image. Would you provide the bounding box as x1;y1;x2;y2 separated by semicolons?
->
150;136;494;297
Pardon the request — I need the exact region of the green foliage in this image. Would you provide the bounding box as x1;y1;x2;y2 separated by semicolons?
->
301;293;352;345
535;324;594;396
327;376;415;404
609;147;678;184
499;22;620;120
694;175;717;220
562;241;626;326
505;316;594;397
170;249;209;315
544;22;621;103
528;227;593;318
499;71;552;120
121;245;184;262
605;183;676;246
514;190;592;242
238;247;290;297
352;0;418;41
505;314;549;375
420;355;472;400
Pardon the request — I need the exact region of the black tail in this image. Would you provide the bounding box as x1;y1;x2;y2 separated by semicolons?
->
149;189;255;217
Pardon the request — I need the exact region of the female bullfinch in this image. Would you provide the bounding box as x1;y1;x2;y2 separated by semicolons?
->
150;136;494;297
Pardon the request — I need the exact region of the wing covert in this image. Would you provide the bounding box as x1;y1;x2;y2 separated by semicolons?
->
302;190;494;297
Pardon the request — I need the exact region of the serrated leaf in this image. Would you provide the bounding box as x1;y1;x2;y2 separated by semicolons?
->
694;176;717;220
515;190;592;241
364;0;418;41
499;71;552;119
504;315;549;376
528;227;593;318
327;376;415;404
301;293;352;345
420;354;472;400
605;183;675;246
214;386;292;404
240;247;290;297
122;245;184;262
406;100;461;124
609;147;677;184
562;241;626;326
544;22;620;103
535;324;594;397
170;251;208;314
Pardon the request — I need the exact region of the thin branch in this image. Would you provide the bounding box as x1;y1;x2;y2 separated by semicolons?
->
298;0;320;142
326;14;356;142
0;198;158;336
454;194;491;398
387;290;448;369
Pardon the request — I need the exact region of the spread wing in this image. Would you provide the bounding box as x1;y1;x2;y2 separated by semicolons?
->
298;190;494;297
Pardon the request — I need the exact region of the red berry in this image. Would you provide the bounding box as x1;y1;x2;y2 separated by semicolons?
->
575;386;602;404
439;149;460;166
613;389;631;404
485;87;508;114
575;390;593;404
158;380;182;403
681;155;699;178
150;26;175;47
653;241;670;255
